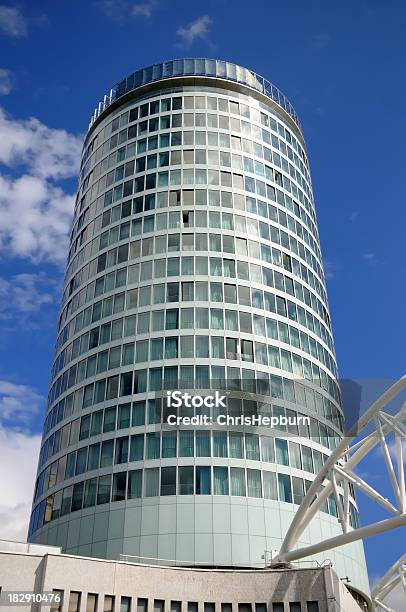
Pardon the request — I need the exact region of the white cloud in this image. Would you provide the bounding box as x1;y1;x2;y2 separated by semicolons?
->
95;0;128;19
0;379;44;426
0;273;57;322
0;5;27;37
0;380;43;542
176;14;212;47
323;259;336;280
388;438;406;463
0;107;82;264
96;0;157;21
363;252;377;264
0;5;48;38
0;67;12;95
375;436;406;476
0;107;82;180
0;426;41;541
132;0;157;17
0;173;75;264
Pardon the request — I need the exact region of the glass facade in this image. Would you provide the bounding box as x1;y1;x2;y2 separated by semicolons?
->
89;59;301;129
28;60;368;593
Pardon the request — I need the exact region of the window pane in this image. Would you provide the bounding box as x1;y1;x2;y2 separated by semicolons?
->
196;466;211;494
121;597;131;612
261;436;274;462
247;469;262;498
178;466;194;494
112;472;127;501
130;434;144;461
83;478;97;507
245;434;260;460
128;470;142;499
213;466;229;494
275;438;289;465
51;590;64;612
263;471;277;500
213;431;227;457
104;596;115;612
196;430;211;456
278;473;292;502
97;475;111;504
162;430;177;458
161;466;176;495
230;467;246;496
68;592;81;612
229;432;243;458
100;440;114;467
144;468;159;497
179;430;194;456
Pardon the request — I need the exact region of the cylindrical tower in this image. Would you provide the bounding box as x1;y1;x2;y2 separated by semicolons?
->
28;59;369;595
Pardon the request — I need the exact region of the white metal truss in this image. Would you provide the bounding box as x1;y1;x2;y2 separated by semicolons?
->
372;554;406;611
272;375;406;565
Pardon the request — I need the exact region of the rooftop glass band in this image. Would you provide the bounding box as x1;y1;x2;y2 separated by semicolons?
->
89;58;301;131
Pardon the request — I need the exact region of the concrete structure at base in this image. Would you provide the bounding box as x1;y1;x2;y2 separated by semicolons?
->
0;541;369;612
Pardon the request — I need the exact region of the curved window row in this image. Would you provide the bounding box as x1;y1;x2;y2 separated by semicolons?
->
36;424;341;498
53;314;335;386
101;224;324;307
43;385;343;462
75;95;318;260
77;139;315;249
74;131;318;268
75;174;319;270
80;93;310;205
69;230;327;317
40;400;341;471
61;251;330;354
82;125;310;200
42;395;341;450
97;226;325;299
63;254;329;364
69;195;325;306
48;365;340;430
77;136;314;257
73;190;320;275
58;255;333;363
49;308;339;411
57;277;334;380
29;464;360;538
68;178;322;305
80;95;310;184
53;279;336;381
52;284;337;388
51;319;336;401
70;154;320;284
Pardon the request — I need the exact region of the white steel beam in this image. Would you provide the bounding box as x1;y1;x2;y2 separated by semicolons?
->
274;376;406;565
280;514;406;563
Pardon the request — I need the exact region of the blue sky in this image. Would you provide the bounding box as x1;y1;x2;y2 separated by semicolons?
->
0;0;405;602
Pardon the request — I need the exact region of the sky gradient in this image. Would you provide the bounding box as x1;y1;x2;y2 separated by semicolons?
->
0;1;405;607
